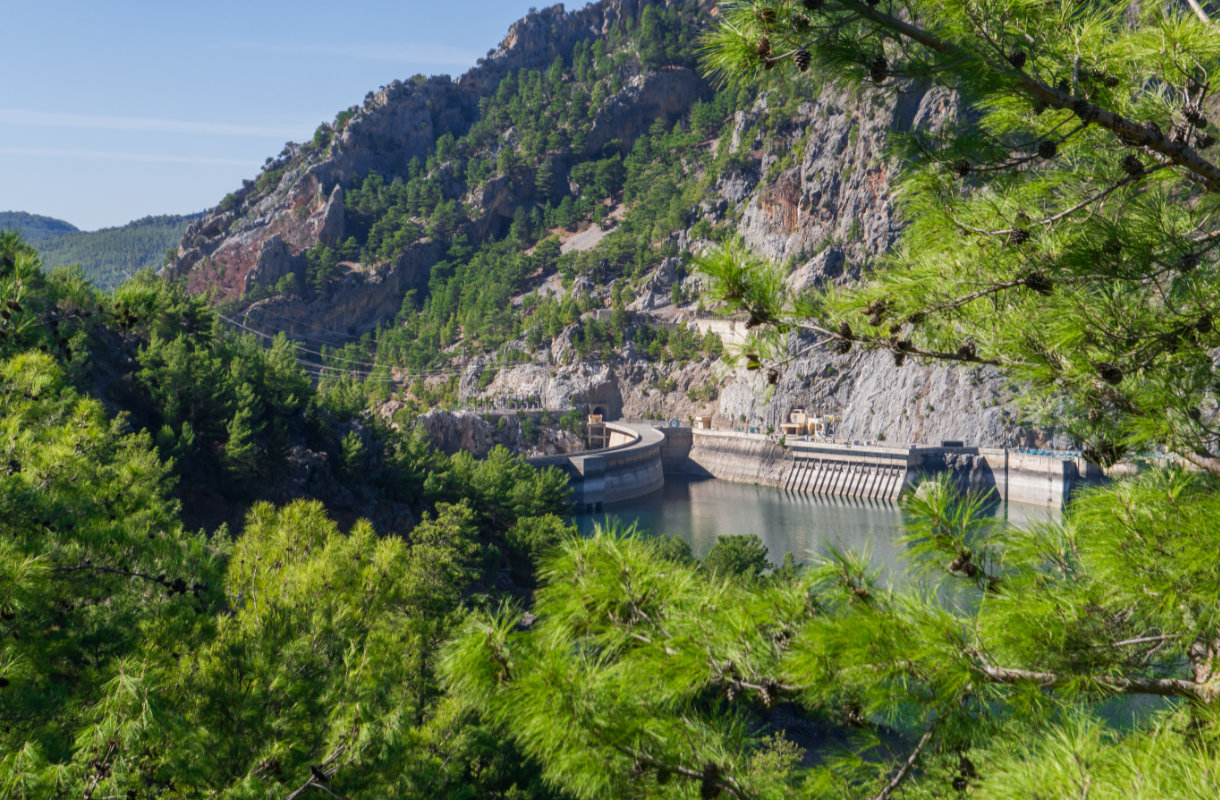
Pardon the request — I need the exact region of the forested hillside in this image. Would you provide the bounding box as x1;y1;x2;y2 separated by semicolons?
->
7;0;1220;797
36;213;198;291
0;210;78;240
0;229;577;796
165;0;1031;447
0;211;196;292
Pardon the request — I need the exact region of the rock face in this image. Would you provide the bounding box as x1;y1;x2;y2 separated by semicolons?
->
163;0;1046;452
738;85;960;280
239;239;441;340
165;0;713;324
414;409;585;458
588;67;710;152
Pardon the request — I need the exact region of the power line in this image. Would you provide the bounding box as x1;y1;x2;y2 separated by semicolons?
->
216;311;533;385
216;312;385;369
235;303;359;344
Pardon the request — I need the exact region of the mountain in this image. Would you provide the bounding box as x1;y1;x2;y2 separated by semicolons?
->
2;211;199;291
36;213;201;292
163;0;1044;449
0;210;79;240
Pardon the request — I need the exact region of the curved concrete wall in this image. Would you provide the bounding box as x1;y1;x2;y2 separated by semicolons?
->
529;422;666;511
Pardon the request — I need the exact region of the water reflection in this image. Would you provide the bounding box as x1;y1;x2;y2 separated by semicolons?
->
573;477;1059;571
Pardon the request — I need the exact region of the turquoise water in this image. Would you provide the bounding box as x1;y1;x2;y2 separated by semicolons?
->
573;477;1059;570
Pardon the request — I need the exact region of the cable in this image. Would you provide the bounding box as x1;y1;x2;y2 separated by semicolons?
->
235;303;359;344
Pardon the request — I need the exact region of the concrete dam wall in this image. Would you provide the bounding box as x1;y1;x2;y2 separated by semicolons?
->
529;423;1102;510
529;422;665;511
687;431;1102;508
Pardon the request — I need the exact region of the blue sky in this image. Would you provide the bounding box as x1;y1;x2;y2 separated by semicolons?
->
1;1;550;230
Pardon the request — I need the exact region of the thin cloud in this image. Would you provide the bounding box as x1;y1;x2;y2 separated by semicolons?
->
0;109;305;139
0;147;257;167
215;40;479;66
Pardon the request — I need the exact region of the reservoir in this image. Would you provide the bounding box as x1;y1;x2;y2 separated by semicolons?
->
573;476;1059;570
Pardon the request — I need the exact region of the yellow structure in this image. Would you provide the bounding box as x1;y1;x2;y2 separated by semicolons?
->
780;409;838;439
780;408;809;436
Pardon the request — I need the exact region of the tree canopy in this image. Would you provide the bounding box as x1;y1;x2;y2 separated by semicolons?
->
443;2;1220;797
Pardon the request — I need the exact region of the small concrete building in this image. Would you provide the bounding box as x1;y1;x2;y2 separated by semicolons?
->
780;409;809;436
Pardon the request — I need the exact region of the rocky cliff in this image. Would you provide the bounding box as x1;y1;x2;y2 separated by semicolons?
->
163;0;1049;453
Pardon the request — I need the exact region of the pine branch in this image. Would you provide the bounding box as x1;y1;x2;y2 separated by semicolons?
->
972;656;1218;703
870;724;937;800
834;0;1220;192
52;563;172;586
790;320;1005;366
1185;0;1213;25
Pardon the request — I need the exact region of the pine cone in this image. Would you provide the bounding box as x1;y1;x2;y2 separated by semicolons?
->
957;339;977;360
767;368;780;385
838;320;854;340
1121;154;1144;177
793;13;812;32
793;49;812;72
1007;50;1027;69
1096;362;1124;385
700;762;721;800
953;158;971;177
1185;106;1208;129
1008;227;1031;246
1024;272;1053;295
756;36;772;58
893;351;907;367
835;339;853;355
869;54;889;83
1104;74;1120;88
1178;252;1199;272
959;755;978;779
1037;140;1058;159
657;767;672;785
1197;314;1213;334
756;6;777;25
1199;133;1216;149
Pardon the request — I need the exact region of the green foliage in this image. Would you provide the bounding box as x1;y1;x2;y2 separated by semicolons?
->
702;0;1220;469
0;211;78;240
0;351;225;770
32;214;197;292
436;3;1220;797
446;472;1220;798
704;533;771;580
0;231;577;797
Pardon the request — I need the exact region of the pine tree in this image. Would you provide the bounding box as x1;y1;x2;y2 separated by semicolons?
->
443;2;1220;797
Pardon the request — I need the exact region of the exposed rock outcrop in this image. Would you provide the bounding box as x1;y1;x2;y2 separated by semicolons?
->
163;0;1047;453
414;409;585;458
239;239;441;340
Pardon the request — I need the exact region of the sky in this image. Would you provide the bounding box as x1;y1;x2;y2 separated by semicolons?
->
1;1;552;230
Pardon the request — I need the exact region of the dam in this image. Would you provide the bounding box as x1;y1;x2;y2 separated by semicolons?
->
530;420;1104;510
